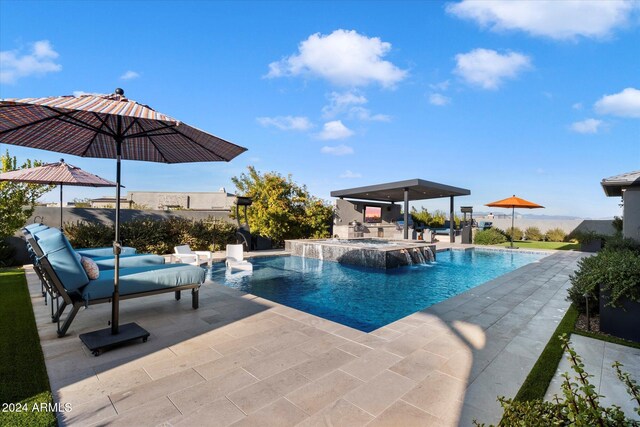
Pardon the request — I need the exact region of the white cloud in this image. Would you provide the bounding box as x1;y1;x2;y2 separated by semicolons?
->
429;80;450;91
0;40;61;84
340;170;362;178
572;102;583;110
348;107;391;122
317;120;354;140
429;93;451;106
594;88;640;118
266;29;408;88
454;48;531;90
446;0;637;40
570;118;603;134
72;90;101;97
320;144;354;156
120;70;140;80
257;116;313;131
322;90;390;121
322;90;368;117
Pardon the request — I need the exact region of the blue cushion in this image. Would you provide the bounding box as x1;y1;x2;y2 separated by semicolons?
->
34;228;60;241
24;222;44;231
81;264;205;301
92;254;165;270
36;229;89;292
76;247;137;258
26;224;49;235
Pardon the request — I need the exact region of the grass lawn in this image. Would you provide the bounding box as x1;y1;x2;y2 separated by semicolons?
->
0;268;56;427
492;240;580;251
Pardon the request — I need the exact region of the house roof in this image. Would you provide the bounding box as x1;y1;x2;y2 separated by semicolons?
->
330;179;470;202
601;170;640;197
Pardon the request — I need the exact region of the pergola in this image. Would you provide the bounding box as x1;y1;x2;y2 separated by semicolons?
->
331;178;471;242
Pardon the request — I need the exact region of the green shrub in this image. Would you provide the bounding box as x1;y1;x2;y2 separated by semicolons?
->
524;226;543;241
477;335;639;426
504;226;524;241
66;217;238;254
567;229;606;244
544;228;566;242
604;234;640;253
474;228;507;245
0;238;16;268
568;248;640;313
612;216;623;233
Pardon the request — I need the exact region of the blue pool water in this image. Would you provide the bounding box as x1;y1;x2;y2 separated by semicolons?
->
210;249;545;332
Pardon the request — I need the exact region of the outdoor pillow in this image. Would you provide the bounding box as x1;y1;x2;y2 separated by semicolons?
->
26;224;49;235
37;229;89;292
34;227;61;241
80;256;100;280
24;222;44;231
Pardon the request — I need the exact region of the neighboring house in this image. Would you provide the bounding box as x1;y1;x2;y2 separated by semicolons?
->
89;188;237;211
601;170;640;242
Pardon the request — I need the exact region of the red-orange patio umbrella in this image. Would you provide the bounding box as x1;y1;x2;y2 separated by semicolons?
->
486;195;544;248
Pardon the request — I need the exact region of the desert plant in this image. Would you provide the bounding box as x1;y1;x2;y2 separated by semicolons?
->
504;226;524;242
474;228;507;245
612;216;623;234
65;216;237;254
544;227;567;242
568;247;640;313
524;226;543;241
476;335;639;426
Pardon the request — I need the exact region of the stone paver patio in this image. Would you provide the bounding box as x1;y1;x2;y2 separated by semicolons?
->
26;249;586;426
545;334;640;421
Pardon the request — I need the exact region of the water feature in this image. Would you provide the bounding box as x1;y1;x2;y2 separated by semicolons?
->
285;238;437;269
425;246;435;262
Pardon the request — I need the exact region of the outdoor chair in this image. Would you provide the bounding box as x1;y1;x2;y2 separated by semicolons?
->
225;244;253;271
173;245;213;266
28;228;205;337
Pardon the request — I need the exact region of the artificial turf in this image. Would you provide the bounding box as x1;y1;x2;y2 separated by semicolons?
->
0;268;56;427
513;304;580;402
492;241;580;251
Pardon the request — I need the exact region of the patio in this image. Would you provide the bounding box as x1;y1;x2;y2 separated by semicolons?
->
27;249;585;426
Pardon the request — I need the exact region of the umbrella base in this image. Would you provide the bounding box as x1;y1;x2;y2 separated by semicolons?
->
80;322;149;356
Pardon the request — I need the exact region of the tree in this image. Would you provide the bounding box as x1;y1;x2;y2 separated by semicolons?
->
231;167;334;246
0;150;54;238
72;197;92;208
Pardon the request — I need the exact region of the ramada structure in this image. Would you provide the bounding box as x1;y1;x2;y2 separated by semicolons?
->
331;178;471;242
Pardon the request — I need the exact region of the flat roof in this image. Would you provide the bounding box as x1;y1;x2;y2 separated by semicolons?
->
601;170;640;197
331;178;470;202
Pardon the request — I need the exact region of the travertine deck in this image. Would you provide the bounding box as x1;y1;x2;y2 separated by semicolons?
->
26;249;585;426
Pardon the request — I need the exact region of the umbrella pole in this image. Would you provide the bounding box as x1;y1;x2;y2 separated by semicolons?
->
511;206;515;249
59;184;63;231
111;139;122;335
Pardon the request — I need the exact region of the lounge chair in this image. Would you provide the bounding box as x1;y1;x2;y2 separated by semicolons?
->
28;228;205;337
225;244;253;271
173;245;213;266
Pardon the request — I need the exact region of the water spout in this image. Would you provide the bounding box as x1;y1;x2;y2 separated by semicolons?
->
401;249;413;266
413;248;427;265
424;246;435;262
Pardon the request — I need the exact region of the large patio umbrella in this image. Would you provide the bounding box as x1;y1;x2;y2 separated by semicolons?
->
0;159;118;230
486;195;544;248
0;89;247;351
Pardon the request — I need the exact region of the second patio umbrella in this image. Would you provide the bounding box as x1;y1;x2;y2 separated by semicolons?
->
0;159;118;230
0;89;247;352
486;195;544;248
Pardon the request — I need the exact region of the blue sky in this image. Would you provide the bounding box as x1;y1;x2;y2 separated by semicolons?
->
1;0;639;218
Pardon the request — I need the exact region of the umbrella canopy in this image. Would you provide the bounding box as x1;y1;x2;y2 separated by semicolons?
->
0;159;118;229
0;89;247;348
485;195;544;248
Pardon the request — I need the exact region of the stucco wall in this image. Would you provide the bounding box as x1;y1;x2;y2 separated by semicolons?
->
623;188;640;242
127;191;235;210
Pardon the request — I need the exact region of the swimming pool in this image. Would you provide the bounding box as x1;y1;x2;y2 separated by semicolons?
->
210;249;546;332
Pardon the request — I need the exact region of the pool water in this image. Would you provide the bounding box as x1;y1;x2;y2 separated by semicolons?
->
210;249;545;332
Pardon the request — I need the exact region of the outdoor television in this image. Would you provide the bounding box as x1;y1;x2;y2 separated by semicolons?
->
364;206;382;223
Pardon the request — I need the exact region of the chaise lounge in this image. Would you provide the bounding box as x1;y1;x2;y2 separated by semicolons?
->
27;227;205;337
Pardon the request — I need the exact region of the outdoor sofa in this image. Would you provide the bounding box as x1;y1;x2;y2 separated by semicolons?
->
25;226;205;337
